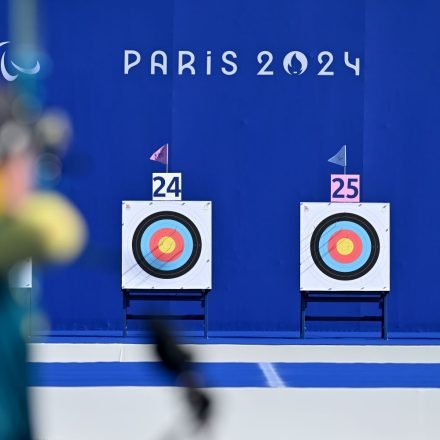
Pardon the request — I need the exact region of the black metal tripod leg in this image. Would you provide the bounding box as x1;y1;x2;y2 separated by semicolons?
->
203;294;209;339
382;293;388;340
122;290;128;337
300;291;306;339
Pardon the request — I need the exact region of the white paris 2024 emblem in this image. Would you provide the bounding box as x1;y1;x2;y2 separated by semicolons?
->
0;41;40;82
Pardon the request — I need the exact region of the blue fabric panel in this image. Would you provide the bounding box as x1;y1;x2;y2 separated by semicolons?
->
1;0;439;333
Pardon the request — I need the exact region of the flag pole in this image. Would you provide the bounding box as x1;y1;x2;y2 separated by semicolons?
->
344;145;347;175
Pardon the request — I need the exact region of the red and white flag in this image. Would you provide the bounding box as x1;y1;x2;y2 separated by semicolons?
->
150;144;168;164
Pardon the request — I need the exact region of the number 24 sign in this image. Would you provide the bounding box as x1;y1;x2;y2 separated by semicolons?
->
331;174;360;202
152;173;182;200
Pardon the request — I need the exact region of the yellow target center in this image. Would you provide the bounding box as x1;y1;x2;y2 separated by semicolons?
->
336;238;354;255
158;236;176;254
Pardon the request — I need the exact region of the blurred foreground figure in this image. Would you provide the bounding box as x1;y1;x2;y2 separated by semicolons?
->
151;318;213;439
0;88;86;439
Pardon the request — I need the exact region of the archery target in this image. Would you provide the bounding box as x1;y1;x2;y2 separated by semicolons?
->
132;211;202;279
122;201;211;290
300;203;390;291
8;259;32;288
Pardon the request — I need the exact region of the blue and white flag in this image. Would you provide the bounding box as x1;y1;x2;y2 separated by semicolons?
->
328;145;347;167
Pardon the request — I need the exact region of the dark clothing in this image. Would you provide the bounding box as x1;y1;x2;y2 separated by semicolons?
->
0;219;43;439
0;283;32;439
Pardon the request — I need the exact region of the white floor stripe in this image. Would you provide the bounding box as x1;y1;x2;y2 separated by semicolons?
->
28;343;440;363
258;362;286;388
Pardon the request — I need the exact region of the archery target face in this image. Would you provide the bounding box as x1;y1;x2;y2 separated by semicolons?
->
122;201;211;289
8;259;32;288
300;203;390;291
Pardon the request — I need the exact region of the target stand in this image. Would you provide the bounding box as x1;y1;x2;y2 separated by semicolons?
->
300;202;390;339
300;291;388;339
122;201;212;338
122;288;210;338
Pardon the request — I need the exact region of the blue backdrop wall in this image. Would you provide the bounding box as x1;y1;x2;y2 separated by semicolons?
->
2;0;439;333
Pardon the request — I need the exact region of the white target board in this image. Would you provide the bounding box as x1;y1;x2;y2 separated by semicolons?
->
300;202;390;291
8;259;32;288
122;201;212;290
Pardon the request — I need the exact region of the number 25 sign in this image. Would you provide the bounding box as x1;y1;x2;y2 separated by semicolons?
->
331;174;360;202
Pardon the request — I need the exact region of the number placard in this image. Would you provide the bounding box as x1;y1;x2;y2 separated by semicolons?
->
331;174;360;202
152;173;182;200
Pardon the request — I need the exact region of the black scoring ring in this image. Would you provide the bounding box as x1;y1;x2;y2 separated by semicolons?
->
132;211;202;279
310;212;380;281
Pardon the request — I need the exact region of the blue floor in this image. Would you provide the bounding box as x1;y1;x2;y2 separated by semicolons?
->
30;332;440;345
29;362;440;388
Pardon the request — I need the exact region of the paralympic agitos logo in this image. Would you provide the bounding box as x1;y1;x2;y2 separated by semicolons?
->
124;49;360;77
0;41;41;81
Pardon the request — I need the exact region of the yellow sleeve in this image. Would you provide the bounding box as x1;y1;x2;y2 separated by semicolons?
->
0;220;45;274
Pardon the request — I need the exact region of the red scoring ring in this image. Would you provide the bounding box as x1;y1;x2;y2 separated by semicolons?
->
327;229;363;263
149;228;184;262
